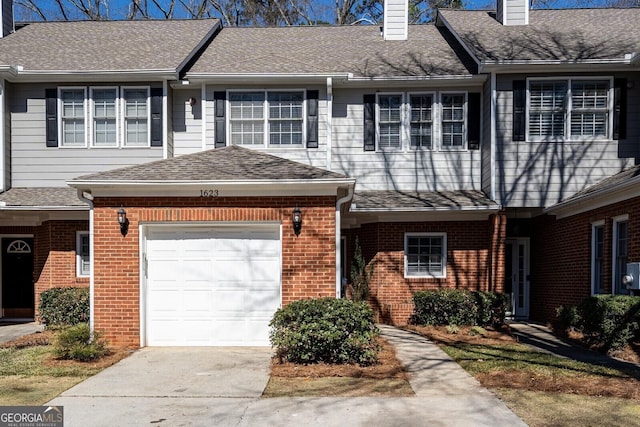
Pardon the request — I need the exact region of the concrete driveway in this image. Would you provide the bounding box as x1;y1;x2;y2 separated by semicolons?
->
48;328;526;427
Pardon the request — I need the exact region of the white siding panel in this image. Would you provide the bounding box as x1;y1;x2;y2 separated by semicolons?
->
172;88;202;157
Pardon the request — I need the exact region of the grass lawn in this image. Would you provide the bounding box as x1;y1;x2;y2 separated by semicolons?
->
0;331;130;405
409;325;640;427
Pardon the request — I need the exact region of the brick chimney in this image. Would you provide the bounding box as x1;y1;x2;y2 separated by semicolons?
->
383;0;408;41
497;0;529;26
1;0;13;37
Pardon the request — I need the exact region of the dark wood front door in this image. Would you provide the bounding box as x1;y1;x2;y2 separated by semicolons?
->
2;238;34;318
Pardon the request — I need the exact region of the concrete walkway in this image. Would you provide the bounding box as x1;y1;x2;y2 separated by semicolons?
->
46;326;526;427
0;320;43;344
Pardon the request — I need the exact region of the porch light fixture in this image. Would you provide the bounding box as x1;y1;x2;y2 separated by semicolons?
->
117;207;128;235
292;207;302;236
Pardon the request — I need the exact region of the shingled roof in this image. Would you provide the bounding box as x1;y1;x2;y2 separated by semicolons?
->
353;190;498;210
0;187;87;208
439;8;640;63
70;145;349;183
0;19;219;73
186;24;475;78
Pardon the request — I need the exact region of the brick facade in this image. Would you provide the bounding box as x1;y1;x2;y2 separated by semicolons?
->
343;213;506;325
530;196;640;323
91;196;337;347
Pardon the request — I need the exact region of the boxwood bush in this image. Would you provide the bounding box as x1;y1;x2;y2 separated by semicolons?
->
39;287;89;327
411;289;508;327
53;323;108;362
578;295;640;351
269;297;380;366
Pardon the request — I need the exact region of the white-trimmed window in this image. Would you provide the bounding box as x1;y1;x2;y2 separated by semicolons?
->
122;87;150;147
404;233;447;278
76;231;90;277
90;87;118;147
229;90;304;147
591;221;605;295
612;215;629;295
60;88;86;147
527;78;612;141
376;92;466;151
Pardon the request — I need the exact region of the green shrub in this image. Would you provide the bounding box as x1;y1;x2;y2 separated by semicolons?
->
39;287;89;327
556;305;582;330
349;237;374;303
469;326;487;337
53;323;108;362
269;297;380;366
411;289;508;327
578;295;640;351
446;325;460;334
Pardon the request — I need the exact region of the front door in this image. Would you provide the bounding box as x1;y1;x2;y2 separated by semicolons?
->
505;238;530;319
1;238;35;318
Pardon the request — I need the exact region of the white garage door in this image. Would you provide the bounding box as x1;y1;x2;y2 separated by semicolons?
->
144;225;281;346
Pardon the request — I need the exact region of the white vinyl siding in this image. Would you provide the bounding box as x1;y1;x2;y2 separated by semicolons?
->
91;87;117;147
76;231;90;277
122;87;150;147
228;90;305;148
404;233;447;278
60;88;86;147
591;222;605;295
612;216;629;295
441;93;466;150
527;78;612;141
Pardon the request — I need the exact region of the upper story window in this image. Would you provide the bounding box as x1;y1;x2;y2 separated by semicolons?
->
53;86;154;149
60;88;86;147
375;92;467;151
229;90;304;148
527;78;612;141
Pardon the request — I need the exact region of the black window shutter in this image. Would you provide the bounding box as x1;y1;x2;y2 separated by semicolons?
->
214;91;226;148
306;90;319;148
467;92;481;150
613;78;627;140
150;87;163;147
363;94;375;151
512;80;526;142
45;89;58;147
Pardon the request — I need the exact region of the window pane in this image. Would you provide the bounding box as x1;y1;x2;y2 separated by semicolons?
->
123;89;149;146
441;94;465;149
378;95;402;149
93;89;117;146
570;81;609;139
406;235;444;276
268;92;303;146
593;225;604;294
614;221;628;295
79;233;90;276
230;92;265;145
410;95;432;149
529;81;566;139
61;89;85;146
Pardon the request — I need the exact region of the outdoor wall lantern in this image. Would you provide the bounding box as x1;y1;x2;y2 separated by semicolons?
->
117;207;128;236
292;207;302;236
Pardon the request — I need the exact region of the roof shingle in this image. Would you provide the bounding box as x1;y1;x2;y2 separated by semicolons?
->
187;25;473;77
439;8;640;62
70;145;349;182
353;190;497;210
0;187;87;207
0;19;218;72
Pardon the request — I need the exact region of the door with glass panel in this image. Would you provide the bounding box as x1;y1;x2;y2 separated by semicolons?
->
505;238;530;319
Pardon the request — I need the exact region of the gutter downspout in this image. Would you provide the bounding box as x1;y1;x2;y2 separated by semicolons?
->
490;71;497;201
335;185;354;297
326;77;333;170
77;190;95;333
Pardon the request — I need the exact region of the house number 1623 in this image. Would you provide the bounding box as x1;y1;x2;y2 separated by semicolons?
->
200;189;219;197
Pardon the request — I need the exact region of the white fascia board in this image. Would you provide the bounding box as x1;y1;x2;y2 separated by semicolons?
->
435;12;483;69
346;74;484;83
351;205;500;213
481;58;633;73
0;205;89;211
6;69;179;83
67;179;356;198
544;175;640;219
185;73;350;85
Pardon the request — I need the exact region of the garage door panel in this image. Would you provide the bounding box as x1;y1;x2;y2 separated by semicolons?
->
145;225;281;346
